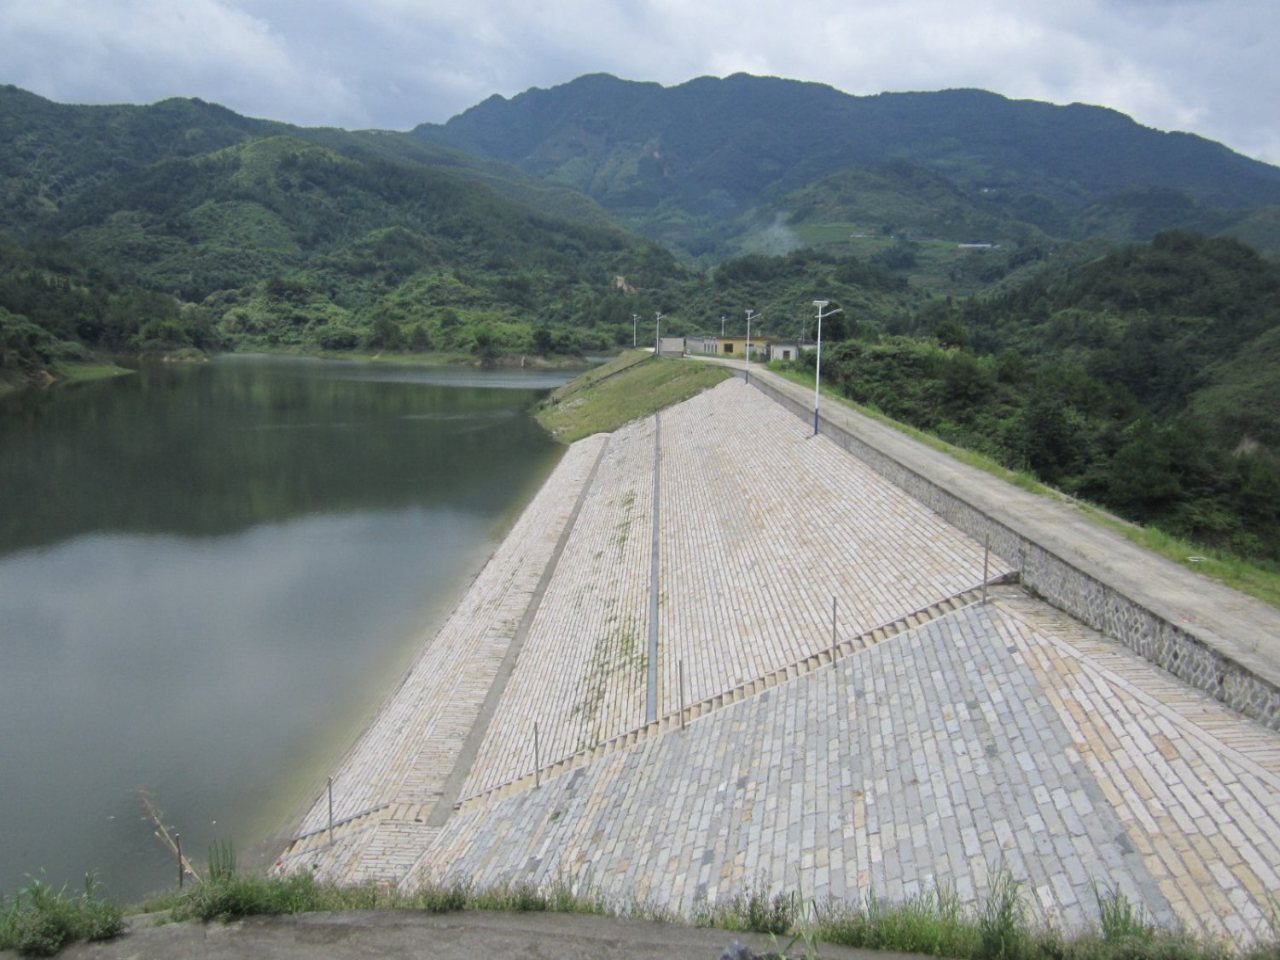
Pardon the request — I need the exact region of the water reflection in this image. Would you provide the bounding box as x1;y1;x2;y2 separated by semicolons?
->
0;356;571;555
0;357;569;901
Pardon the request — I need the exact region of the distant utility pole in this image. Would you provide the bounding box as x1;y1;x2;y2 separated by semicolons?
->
745;309;757;385
633;314;639;348
720;315;726;336
655;312;663;355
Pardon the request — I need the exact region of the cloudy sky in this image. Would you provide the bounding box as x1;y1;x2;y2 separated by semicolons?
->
3;0;1278;164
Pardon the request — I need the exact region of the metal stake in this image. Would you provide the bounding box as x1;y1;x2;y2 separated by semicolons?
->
982;535;990;604
679;659;686;731
176;832;183;889
328;777;334;847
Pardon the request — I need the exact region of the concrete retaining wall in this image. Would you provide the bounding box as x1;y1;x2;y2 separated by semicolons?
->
742;372;1280;732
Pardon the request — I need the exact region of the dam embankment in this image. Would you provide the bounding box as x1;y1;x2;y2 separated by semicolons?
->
276;373;1280;945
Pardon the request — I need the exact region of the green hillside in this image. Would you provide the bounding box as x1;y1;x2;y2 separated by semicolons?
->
0;85;619;238
792;232;1280;561
0;85;281;233
0;88;688;367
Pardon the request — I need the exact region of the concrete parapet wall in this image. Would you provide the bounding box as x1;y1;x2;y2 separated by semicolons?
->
741;371;1280;732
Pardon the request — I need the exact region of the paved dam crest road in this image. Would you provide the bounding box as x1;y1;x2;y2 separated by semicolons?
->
276;376;1280;946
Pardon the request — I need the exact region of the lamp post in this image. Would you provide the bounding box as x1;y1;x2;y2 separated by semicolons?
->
633;314;639;348
655;312;663;355
745;309;757;384
812;300;841;436
720;315;726;336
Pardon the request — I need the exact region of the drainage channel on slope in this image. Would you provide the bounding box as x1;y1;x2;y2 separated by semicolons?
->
421;436;614;829
646;411;662;724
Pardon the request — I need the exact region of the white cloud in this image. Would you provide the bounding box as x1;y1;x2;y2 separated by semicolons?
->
0;0;364;125
0;0;1276;162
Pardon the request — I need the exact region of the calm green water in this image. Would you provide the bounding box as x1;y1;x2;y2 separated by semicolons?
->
0;356;569;902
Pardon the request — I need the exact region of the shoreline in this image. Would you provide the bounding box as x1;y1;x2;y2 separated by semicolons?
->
0;346;611;398
271;433;604;880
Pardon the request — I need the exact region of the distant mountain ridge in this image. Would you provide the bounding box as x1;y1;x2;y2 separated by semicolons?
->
0;84;681;365
413;73;1280;257
0;84;621;237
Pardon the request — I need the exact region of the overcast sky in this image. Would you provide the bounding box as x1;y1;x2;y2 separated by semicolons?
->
3;0;1277;164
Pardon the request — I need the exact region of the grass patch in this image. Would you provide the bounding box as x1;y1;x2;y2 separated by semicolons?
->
814;877;1269;960
694;885;798;935
536;354;732;443
769;364;1280;609
159;870;611;925
0;874;124;957
541;348;653;403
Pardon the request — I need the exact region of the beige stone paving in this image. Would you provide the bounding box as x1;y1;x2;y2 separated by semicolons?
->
992;591;1280;943
274;436;607;879
658;379;1012;710
455;379;1009;800
461;419;654;796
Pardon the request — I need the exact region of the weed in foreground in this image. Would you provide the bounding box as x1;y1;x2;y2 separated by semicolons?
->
1095;883;1155;945
696;883;797;936
979;871;1027;960
0;873;124;957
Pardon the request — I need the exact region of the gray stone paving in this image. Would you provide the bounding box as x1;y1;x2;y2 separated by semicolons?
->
409;602;1196;934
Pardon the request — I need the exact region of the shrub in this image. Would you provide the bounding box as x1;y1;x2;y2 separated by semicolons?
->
0;874;123;958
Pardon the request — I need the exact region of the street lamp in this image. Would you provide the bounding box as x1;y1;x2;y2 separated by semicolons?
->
720;315;726;337
633;314;639;348
745;309;757;384
655;312;663;355
812;300;842;436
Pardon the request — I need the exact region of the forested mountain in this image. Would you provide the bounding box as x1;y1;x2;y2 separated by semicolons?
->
0;85;279;232
0;87;686;371
415;73;1280;259
0;85;622;238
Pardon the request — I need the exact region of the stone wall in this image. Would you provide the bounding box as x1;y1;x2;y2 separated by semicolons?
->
743;372;1280;732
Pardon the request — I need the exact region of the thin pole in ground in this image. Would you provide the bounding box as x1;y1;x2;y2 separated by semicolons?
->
982;535;990;604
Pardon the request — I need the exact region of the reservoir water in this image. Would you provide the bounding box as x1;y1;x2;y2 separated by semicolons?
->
0;356;569;902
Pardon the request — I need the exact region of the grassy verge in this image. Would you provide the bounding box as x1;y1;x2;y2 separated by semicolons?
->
541;348;653;400
10;851;1275;959
536;353;732;443
769;365;1280;609
123;867;1277;960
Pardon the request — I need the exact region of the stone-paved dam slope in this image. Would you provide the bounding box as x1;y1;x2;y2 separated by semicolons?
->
276;376;1280;946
